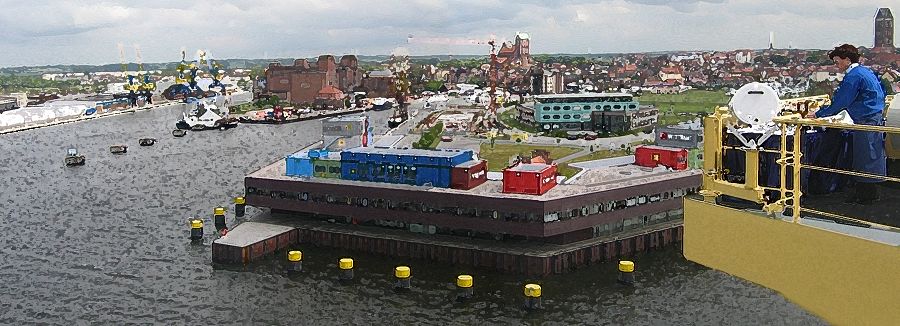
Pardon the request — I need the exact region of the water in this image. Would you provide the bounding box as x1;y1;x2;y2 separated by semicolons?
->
0;105;825;325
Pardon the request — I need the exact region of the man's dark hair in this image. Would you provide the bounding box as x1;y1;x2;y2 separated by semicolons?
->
828;44;860;63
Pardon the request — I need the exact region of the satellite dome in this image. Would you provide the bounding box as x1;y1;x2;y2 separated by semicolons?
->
729;82;780;125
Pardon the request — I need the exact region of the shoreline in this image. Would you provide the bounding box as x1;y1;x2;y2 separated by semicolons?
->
0;101;184;135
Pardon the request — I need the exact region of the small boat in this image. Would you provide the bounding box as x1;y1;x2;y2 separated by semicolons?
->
64;148;85;166
190;124;206;131
172;129;187;137
138;138;157;146
109;145;128;154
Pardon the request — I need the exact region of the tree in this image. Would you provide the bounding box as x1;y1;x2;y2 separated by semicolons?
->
881;77;894;95
424;80;444;92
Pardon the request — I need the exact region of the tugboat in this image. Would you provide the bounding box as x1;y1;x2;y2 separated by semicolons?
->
175;97;238;131
64;148;85;166
109;145;128;154
138;138;157;146
172;129;187;137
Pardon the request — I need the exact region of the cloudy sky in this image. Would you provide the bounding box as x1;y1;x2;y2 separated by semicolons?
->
0;0;895;67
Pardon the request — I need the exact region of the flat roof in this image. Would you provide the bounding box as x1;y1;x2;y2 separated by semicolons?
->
637;145;686;151
534;92;632;99
456;160;484;168
507;163;552;172
248;159;699;201
343;147;471;158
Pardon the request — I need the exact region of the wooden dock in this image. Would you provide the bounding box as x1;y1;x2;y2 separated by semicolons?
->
212;214;684;275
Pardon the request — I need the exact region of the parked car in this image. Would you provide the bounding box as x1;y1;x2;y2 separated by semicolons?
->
441;136;453;142
566;134;580;140
584;134;598;140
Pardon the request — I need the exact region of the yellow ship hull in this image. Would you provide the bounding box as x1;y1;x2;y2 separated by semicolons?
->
684;198;900;326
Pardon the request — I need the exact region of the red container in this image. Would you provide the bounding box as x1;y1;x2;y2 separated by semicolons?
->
634;145;688;170
502;163;558;195
451;160;488;190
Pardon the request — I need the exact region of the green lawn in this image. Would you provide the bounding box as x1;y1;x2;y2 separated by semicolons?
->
479;143;582;171
565;149;629;164
556;164;582;178
231;103;256;114
498;108;539;133
639;90;729;114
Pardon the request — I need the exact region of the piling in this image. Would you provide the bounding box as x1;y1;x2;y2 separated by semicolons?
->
339;258;354;282
234;197;246;218
287;250;302;272
523;284;542;310
189;218;204;242
618;261;635;285
394;266;411;291
456;275;474;301
214;207;227;232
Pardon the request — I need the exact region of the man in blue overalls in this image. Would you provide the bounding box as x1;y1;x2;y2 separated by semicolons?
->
813;44;886;204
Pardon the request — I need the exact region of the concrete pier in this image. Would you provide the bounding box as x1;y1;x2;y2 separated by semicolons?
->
212;213;684;275
212;222;297;264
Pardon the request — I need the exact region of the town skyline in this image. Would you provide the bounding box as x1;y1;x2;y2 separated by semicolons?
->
0;1;896;68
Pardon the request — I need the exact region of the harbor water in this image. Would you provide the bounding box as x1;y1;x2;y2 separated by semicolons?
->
0;105;825;325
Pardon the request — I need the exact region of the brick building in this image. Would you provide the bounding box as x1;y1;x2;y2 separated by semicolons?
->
496;32;532;67
264;55;361;106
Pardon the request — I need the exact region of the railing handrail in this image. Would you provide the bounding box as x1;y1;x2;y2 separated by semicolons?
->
771;112;900;233
772;114;900;133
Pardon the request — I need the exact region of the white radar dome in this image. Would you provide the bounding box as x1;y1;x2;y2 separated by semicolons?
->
729;82;780;125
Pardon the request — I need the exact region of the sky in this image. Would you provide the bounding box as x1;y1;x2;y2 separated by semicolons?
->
0;0;895;67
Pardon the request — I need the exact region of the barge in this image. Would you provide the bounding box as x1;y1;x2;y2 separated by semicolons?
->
217;147;701;275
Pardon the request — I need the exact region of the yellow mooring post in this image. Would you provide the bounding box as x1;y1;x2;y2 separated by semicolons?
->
523;284;542;310
618;261;635;285
189;218;203;242
394;266;411;291
213;207;226;232
338;258;354;282
456;275;473;301
234;196;246;218
287;251;302;272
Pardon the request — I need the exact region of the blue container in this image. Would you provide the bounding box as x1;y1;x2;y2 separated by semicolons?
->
286;152;314;177
341;161;359;181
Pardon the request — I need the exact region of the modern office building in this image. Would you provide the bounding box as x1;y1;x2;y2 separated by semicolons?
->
533;93;656;133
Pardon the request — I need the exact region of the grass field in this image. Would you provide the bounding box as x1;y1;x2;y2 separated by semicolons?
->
565;149;629;164
639;89;729;113
478;143;581;172
498;108;539;133
640;90;729;126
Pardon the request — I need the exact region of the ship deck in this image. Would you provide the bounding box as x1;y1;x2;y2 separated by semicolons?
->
248;159;701;201
802;184;900;229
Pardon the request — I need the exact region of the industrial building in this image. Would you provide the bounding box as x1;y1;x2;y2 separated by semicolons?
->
532;93;657;133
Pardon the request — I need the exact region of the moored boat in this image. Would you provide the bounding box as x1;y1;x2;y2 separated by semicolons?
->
138;138;156;146
172;129;187;137
64;148;85;166
109;145;128;154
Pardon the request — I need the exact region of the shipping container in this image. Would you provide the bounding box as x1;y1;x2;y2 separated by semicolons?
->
502;163;558;195
312;158;342;178
451;160;488;190
285;150;314;177
340;147;473;187
634;145;688;170
287;149;343;178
